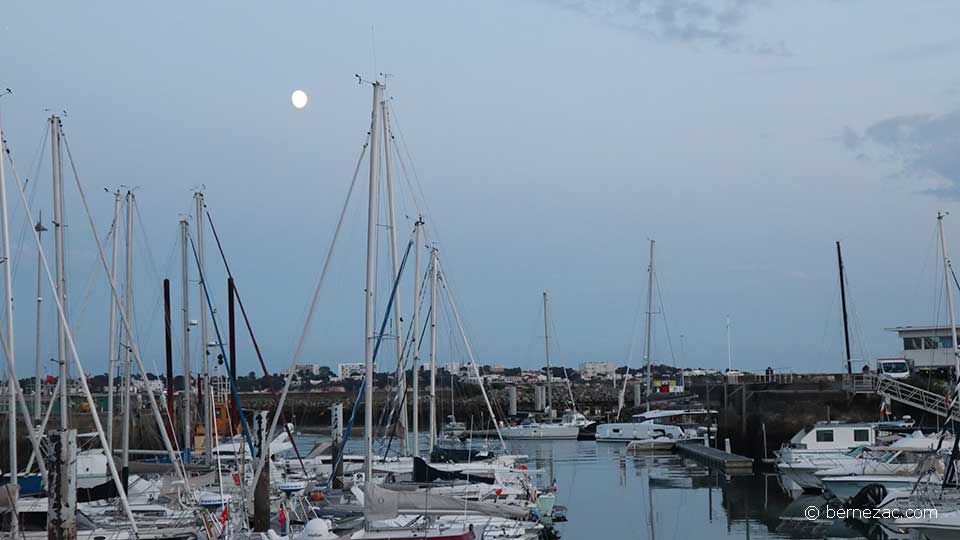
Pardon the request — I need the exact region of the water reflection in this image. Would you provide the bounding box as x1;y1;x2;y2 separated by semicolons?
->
505;440;911;540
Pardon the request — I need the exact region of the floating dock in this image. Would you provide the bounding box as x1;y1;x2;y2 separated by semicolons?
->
675;440;753;475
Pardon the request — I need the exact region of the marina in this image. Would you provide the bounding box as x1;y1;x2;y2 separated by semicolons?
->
5;2;960;539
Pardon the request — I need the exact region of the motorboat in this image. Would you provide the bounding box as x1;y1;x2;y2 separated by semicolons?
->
595;409;715;443
499;417;579;440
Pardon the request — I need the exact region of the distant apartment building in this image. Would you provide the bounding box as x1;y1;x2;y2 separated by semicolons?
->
337;362;365;380
299;364;324;376
579;361;617;380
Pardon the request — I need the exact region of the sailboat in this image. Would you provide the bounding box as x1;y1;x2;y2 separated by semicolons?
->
500;292;580;441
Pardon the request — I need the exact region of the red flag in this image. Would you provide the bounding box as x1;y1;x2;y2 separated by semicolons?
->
278;504;287;527
46;375;55;384
220;505;229;526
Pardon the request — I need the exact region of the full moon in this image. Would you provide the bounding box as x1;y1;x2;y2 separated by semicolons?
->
291;90;308;109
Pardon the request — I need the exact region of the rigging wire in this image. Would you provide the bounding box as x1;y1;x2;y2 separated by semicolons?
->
253;133;370;486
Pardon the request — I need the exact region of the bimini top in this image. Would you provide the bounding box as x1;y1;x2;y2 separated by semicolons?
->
630;409;717;422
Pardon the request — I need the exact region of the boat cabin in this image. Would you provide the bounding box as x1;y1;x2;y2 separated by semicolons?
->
787;422;876;450
630;409;716;428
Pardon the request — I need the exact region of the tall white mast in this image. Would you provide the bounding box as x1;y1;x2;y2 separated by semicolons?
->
120;190;134;484
643;240;655;410
939;212;960;376
106;190;121;450
543;291;553;414
429;247;438;451
0;116;20;535
180;218;191;458
50;115;68;431
726;315;732;372
363;81;383;483
195;192;211;463
33;214;46;433
382;99;408;455
412;217;422;457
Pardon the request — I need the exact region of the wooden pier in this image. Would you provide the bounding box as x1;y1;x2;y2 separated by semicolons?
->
674;440;753;475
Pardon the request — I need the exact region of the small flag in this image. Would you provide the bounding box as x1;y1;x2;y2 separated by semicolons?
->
217;505;229;539
551;479;558;493
279;504;287;535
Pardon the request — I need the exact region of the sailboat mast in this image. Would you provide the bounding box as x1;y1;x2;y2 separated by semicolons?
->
382;99;408;455
33;215;45;433
412;217;422;457
179;218;191;459
106;191;121;449
643;240;655;409
0;117;19;532
726;316;732;372
429;247;438;451
836;241;853;375
195;192;212;463
938;212;960;376
543;291;553;414
120;190;134;487
364;81;384;483
50;115;68;431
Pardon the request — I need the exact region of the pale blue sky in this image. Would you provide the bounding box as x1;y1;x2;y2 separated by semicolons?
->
3;1;960;378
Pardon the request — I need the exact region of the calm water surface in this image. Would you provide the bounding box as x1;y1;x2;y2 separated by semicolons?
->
311;435;900;540
504;440;890;540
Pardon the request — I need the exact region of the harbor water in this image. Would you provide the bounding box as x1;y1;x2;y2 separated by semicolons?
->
502;439;896;540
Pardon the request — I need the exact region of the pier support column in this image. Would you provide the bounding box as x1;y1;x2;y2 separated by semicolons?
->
47;429;77;540
507;386;517;416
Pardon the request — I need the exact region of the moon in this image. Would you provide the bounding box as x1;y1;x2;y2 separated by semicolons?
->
291;90;308;109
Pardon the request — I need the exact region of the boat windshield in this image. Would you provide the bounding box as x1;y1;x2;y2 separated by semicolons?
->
845;446;868;458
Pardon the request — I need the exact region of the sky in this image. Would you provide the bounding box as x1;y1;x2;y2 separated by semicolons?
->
3;1;960;379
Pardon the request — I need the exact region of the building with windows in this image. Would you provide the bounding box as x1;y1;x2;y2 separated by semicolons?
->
337;362;365;380
887;325;960;371
579;361;617;380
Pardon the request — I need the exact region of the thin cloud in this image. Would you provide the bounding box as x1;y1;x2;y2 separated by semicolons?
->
845;111;960;198
548;0;791;56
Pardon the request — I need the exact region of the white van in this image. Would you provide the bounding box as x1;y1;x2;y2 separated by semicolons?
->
877;358;911;379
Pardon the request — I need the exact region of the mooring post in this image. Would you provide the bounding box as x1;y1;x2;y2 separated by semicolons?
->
47;429;77;540
253;411;270;531
331;403;344;488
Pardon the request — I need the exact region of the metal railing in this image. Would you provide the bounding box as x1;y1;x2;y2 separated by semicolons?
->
875;375;958;419
842;373;878;393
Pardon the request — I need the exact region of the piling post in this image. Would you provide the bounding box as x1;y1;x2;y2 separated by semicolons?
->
47;429;77;540
163;279;176;445
253;411;270;532
331;403;344;488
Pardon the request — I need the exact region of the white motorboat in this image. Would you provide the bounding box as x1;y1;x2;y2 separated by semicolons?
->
896;508;960;540
499;417;579;440
595;409;714;443
626;437;677;452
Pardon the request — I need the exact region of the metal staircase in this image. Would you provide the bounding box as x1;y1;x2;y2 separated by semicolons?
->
873;375;959;419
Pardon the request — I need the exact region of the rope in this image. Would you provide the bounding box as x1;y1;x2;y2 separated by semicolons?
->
252;134;369;488
187;235;255;457
204;208;309;474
